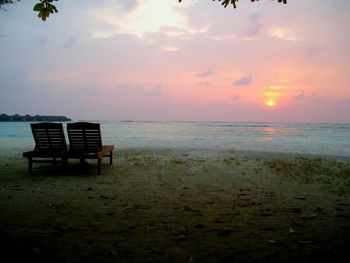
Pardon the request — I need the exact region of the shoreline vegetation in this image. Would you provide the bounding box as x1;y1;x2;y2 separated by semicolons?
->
0;147;350;262
0;114;71;122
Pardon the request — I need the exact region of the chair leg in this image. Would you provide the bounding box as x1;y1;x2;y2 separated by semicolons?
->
109;151;113;165
97;158;101;175
62;157;68;169
28;157;33;174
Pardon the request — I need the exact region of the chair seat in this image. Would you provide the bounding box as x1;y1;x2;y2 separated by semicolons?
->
65;145;114;159
23;149;67;158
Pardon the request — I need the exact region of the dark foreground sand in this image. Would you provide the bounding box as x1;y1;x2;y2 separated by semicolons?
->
0;147;350;262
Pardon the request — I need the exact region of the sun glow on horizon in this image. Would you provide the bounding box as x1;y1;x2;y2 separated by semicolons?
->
265;99;277;107
262;85;288;109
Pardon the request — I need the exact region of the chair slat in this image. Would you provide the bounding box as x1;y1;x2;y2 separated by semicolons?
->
31;122;68;153
67;122;102;153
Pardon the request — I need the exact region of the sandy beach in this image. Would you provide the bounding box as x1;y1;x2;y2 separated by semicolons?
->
1;146;350;262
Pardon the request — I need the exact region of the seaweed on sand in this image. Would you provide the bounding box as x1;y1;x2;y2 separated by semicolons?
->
265;157;350;194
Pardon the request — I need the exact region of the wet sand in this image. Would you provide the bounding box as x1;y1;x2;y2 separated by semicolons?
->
0;147;350;262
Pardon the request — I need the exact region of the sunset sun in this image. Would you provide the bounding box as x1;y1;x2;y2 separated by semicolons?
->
265;99;276;107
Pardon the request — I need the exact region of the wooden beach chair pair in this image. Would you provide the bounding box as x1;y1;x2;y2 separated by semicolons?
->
23;122;114;175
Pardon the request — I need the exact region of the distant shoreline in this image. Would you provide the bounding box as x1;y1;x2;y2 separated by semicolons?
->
0;114;71;122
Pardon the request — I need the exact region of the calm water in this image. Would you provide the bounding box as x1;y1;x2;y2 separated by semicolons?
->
0;121;350;157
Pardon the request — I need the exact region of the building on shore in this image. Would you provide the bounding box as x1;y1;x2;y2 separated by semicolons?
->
0;114;71;122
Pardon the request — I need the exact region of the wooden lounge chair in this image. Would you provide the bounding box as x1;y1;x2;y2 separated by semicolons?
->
23;122;68;173
66;122;114;175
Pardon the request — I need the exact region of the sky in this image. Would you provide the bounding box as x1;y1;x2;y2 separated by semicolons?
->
0;0;350;122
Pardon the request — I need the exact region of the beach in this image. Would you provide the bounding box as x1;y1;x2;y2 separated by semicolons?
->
1;144;350;262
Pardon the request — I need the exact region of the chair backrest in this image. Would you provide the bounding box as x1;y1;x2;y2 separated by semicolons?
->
31;122;68;153
67;122;102;153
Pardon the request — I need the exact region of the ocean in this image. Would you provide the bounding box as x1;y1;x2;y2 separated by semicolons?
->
0;121;350;157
